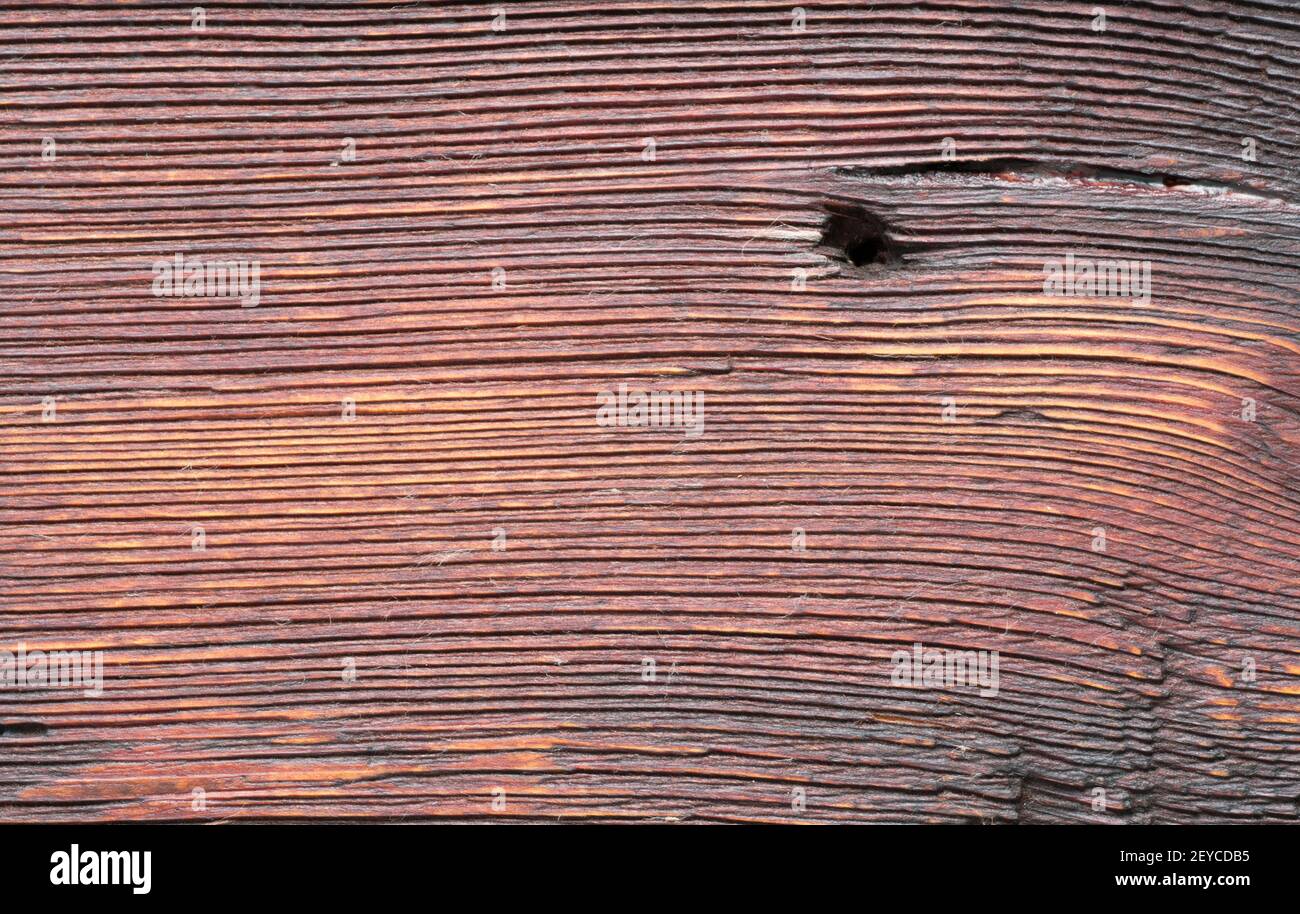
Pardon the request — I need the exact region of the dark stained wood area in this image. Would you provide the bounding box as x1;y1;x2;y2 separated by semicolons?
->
1;1;1298;823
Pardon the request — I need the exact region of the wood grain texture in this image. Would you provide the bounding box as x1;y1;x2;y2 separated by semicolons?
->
1;0;1298;823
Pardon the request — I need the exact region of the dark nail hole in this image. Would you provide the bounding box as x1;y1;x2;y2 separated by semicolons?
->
818;202;899;268
0;721;49;737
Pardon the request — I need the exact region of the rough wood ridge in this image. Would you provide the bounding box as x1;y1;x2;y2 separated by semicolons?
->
0;1;1298;823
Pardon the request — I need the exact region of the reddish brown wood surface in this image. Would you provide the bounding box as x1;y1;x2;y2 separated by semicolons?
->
1;1;1298;823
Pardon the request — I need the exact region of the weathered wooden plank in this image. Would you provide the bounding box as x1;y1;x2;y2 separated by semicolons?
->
0;1;1297;823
